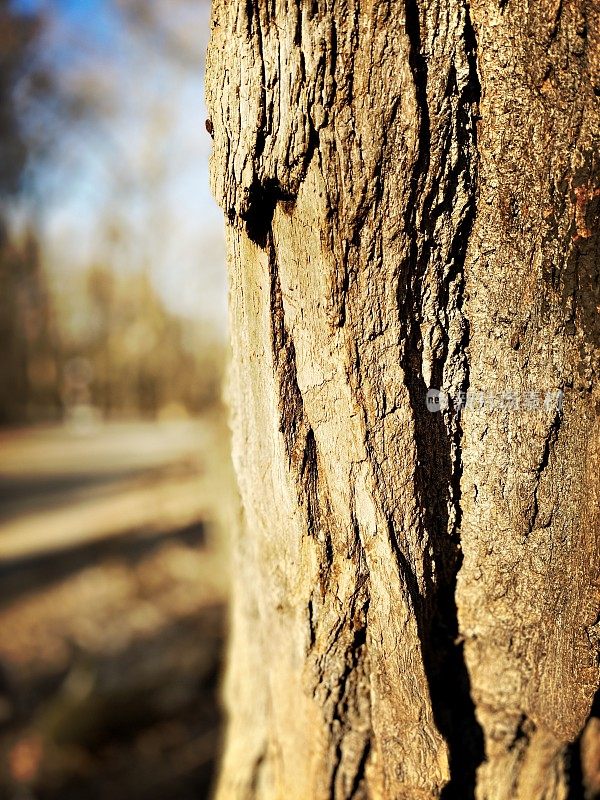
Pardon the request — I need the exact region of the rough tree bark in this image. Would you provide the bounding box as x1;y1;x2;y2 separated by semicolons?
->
206;1;600;798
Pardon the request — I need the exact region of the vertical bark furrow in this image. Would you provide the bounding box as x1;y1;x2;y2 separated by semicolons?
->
268;233;306;467
391;3;485;796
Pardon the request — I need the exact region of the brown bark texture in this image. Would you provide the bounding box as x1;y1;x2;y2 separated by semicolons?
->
206;0;600;798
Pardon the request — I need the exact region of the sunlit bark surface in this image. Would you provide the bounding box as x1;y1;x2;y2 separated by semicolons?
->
207;1;600;797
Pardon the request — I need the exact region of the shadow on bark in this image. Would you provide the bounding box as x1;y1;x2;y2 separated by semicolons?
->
394;0;486;796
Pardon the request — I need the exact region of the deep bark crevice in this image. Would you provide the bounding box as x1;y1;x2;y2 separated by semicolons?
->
244;180;296;248
567;743;586;800
267;231;308;473
404;0;431;210
348;739;370;800
528;406;563;533
398;2;485;797
248;752;267;796
328;617;370;800
567;689;600;800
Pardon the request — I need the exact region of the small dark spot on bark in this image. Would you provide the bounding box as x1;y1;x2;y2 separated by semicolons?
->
205;117;214;136
280;199;296;216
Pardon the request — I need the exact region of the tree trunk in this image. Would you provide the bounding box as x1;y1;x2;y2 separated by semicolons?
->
206;1;600;797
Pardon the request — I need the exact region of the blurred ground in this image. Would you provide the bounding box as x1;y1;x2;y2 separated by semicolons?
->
0;2;232;795
0;414;233;800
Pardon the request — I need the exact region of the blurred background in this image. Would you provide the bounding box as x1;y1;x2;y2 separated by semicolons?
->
0;0;233;797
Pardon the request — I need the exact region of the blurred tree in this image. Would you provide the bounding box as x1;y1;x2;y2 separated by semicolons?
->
0;0;224;424
0;230;61;424
52;264;222;421
0;1;61;424
0;0;38;195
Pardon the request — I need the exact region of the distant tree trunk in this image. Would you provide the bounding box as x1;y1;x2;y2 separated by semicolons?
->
206;1;600;797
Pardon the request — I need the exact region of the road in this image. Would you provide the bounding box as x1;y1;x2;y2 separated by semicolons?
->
0;415;233;800
0;418;227;561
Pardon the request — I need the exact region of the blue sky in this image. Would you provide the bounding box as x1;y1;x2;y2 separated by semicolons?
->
13;0;226;329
